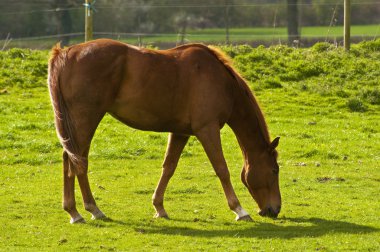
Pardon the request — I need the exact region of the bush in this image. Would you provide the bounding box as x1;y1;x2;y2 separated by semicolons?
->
263;78;283;89
7;48;29;59
347;98;368;112
360;89;380;105
312;42;335;52
355;39;380;52
0;49;48;89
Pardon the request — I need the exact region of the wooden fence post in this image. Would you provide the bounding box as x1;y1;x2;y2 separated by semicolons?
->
85;0;94;42
287;0;300;46
225;0;231;44
344;0;351;50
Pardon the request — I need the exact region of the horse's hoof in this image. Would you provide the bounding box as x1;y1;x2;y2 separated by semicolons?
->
236;215;253;222
91;210;106;220
154;213;169;219
70;215;86;224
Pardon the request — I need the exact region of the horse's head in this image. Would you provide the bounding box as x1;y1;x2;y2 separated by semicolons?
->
241;137;281;218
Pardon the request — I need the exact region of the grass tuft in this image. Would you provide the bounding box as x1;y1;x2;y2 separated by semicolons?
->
347;98;368;112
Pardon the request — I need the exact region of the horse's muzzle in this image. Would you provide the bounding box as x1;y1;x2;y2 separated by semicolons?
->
259;206;281;218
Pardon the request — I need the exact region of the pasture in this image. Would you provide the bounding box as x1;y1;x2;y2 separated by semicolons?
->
0;41;379;251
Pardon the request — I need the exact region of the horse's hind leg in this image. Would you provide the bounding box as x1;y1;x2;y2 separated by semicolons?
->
63;151;85;223
152;133;189;218
77;149;106;220
73;113;107;221
63;105;106;223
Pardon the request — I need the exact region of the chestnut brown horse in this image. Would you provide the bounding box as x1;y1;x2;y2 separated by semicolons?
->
48;39;281;224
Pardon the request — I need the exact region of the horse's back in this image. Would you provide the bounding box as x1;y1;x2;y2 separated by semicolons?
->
110;43;236;133
53;39;236;134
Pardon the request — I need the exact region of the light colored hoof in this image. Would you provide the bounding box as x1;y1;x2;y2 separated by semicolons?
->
154;212;169;219
236;215;253;222
91;210;106;220
70;215;85;224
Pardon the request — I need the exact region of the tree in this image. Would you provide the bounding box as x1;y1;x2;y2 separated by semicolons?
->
287;0;300;46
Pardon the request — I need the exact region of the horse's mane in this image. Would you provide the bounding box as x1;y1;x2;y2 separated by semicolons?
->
205;45;272;145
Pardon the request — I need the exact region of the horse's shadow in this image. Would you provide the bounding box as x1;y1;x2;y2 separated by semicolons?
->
89;215;378;239
126;217;379;239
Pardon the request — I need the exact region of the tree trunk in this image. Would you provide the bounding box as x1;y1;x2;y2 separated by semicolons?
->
287;0;300;46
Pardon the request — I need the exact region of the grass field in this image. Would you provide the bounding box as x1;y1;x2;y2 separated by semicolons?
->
177;25;380;44
4;25;380;49
0;41;379;251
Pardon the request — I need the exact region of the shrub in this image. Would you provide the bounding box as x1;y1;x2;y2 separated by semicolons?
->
360;89;380;105
355;39;380;52
312;42;335;52
7;48;29;59
263;78;282;89
347;98;368;112
336;90;350;98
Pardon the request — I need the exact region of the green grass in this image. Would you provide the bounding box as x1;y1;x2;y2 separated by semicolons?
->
128;25;380;44
0;42;379;251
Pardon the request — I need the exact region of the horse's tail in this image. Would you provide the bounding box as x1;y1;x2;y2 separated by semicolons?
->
48;43;87;176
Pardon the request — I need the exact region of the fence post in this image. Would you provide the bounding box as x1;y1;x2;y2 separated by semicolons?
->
287;0;300;46
85;0;94;42
344;0;351;50
225;0;230;44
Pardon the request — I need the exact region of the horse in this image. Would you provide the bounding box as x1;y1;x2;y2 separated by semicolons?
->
48;39;281;224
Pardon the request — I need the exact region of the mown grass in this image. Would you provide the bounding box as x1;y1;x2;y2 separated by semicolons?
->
0;41;379;251
184;25;380;43
127;25;380;44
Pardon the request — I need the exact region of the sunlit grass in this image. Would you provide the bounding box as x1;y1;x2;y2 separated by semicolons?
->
0;43;379;251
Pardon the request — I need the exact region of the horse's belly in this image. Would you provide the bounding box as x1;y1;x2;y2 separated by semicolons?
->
107;103;192;134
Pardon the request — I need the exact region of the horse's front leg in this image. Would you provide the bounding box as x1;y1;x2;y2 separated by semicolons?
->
62;151;85;224
152;133;189;218
195;124;252;221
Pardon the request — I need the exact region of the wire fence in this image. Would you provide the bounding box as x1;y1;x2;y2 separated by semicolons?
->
1;1;380;49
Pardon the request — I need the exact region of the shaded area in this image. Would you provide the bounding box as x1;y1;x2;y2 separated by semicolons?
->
125;217;379;239
88;216;379;239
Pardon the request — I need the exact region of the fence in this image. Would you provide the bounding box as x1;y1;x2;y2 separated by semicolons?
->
1;0;379;49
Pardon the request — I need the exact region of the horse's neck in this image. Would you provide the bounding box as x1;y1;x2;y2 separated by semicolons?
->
228;94;269;163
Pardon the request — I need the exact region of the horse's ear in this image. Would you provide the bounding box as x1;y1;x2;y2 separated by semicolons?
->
269;137;280;151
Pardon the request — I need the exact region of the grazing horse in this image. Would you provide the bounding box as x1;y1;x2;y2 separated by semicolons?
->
48;39;281;224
